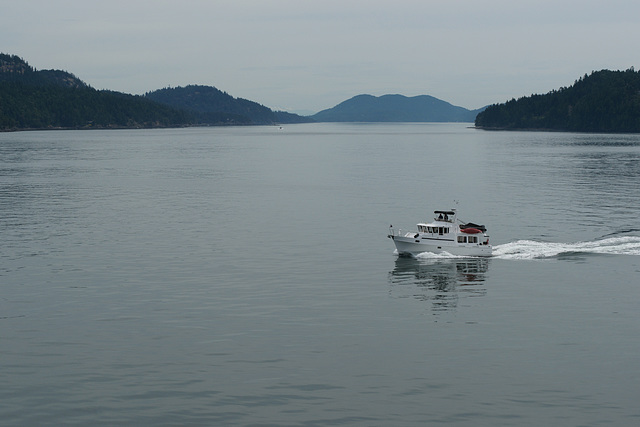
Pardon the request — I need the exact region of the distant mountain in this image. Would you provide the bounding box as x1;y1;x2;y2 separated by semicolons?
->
475;69;640;133
145;85;313;125
311;94;484;122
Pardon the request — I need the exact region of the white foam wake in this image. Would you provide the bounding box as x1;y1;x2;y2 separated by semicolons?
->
393;249;469;260
415;251;467;260
493;236;640;260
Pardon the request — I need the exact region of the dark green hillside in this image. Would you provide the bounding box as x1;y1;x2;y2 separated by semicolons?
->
145;85;273;125
0;54;193;130
0;85;193;130
274;110;314;124
0;55;86;89
1;54;311;130
145;85;313;125
311;94;482;122
475;69;640;133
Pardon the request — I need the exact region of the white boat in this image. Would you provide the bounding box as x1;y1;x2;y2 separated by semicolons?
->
388;209;492;257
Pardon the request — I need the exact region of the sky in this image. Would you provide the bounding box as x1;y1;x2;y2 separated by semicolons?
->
2;0;639;114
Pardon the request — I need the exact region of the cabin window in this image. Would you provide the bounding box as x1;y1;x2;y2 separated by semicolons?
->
458;235;479;244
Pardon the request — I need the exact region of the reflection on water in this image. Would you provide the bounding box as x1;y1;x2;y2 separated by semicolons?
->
388;256;489;312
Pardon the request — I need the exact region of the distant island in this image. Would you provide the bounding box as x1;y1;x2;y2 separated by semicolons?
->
311;94;484;122
475;69;640;133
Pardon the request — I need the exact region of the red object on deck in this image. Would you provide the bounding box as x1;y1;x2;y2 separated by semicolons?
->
461;228;482;234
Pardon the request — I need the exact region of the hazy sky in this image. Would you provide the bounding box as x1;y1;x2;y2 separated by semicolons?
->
2;1;638;114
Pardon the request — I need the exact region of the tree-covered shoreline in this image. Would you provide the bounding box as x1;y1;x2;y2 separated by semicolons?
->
475;69;640;133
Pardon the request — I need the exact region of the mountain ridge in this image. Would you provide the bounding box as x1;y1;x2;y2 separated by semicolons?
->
7;53;638;133
1;53;486;131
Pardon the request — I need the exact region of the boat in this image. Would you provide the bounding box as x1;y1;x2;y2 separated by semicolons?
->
388;209;492;257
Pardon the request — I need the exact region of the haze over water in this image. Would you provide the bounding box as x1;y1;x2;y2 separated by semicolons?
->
2;123;639;426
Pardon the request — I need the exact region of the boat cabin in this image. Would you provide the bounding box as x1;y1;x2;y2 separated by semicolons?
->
415;211;457;236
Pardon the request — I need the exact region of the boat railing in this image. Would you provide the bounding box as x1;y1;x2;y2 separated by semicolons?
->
387;227;412;237
388;227;425;239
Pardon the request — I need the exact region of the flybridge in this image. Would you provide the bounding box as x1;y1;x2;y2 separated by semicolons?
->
433;210;456;222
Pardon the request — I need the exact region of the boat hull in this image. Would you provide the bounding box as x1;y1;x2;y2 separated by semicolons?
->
390;235;492;257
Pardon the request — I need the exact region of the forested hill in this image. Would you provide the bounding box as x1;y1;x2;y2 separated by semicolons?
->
311;94;483;122
475;69;640;133
145;85;312;125
0;54;310;131
0;54;192;130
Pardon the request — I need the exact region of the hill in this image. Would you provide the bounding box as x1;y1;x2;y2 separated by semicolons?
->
0;54;311;131
0;54;192;130
475;69;640;133
311;94;483;122
144;85;312;125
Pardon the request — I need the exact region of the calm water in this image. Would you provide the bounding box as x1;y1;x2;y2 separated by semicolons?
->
2;123;640;426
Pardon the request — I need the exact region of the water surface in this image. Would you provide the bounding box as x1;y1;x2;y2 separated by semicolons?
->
2;124;639;426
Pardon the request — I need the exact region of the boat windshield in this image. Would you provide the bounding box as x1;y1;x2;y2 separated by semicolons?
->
434;211;455;222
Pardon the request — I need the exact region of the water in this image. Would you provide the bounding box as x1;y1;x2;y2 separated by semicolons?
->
2;123;639;426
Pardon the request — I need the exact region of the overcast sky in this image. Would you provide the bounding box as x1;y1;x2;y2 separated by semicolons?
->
2;0;638;114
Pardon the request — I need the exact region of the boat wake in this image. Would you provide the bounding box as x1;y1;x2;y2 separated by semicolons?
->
493;236;640;260
414;251;469;260
393;250;470;260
